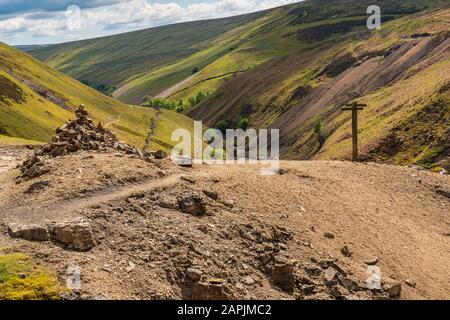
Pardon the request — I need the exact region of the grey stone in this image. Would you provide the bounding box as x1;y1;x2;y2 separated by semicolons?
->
323;267;338;285
7;223;49;241
338;275;360;292
186;268;203;282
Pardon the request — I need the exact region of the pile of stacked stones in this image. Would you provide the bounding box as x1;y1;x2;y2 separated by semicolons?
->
18;105;143;179
38;105;142;157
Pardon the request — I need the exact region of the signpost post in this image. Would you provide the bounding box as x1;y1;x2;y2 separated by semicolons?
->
341;102;367;162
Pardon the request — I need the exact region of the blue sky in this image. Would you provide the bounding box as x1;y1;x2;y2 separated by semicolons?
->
0;0;300;45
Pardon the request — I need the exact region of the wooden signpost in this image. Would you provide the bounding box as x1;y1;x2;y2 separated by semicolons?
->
341;102;367;162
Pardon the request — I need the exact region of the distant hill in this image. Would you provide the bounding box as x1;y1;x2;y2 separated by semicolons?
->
0;43;196;151
30;11;267;104
30;0;448;105
14;45;47;53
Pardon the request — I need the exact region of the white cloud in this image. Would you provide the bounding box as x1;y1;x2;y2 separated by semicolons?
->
0;0;301;43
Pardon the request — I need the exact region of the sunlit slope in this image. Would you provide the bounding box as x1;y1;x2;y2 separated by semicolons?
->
30;12;266;104
0;43;195;150
29;0;448;105
189;7;450;169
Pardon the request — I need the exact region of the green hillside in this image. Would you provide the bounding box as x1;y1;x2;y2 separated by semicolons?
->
0;42;195;151
188;5;450;170
30;12;267;104
30;0;448;106
26;0;450;169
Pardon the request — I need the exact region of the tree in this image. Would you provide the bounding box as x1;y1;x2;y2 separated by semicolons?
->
142;96;178;111
314;118;326;146
214;120;230;134
236;117;249;130
188;90;210;108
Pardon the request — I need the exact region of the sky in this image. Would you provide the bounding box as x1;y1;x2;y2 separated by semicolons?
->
0;0;301;45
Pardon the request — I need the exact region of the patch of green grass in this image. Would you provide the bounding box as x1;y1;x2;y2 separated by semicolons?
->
0;253;64;300
0;135;43;145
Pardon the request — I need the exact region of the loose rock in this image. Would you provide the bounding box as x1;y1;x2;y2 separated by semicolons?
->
364;257;379;265
337;275;360;292
271;256;295;292
186;268;203;282
383;282;402;298
324;232;335;239
323;267;338;286
7;223;49;241
178;195;208;216
50;219;95;251
340;245;352;257
189;278;233;300
151;150;168;159
405;279;416;288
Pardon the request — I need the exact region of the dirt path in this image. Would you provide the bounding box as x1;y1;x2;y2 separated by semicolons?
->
155;74;197;99
194;162;450;299
155;69;248;99
103;115;121;129
0;173;186;225
143;108;162;153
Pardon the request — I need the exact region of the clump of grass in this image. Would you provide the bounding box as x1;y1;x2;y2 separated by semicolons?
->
0;253;64;300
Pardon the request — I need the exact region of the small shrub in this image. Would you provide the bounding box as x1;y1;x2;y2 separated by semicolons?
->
314;118;326;146
188;90;210;108
142;96;177;110
214;120;230;134
236;117;249;130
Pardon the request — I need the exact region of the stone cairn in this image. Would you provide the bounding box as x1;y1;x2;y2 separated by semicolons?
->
18;105;143;180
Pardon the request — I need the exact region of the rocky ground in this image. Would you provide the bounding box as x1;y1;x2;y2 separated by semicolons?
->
0;112;449;300
0;151;448;300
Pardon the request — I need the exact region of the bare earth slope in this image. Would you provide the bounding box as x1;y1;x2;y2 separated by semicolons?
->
0;145;448;300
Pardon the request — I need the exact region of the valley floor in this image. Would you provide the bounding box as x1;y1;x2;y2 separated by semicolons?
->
0;145;449;300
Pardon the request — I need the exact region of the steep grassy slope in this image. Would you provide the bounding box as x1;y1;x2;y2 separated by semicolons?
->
0;43;195;151
189;6;450;169
25;0;449;169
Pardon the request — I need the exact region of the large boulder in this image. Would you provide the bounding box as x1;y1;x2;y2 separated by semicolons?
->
189;278;233;300
49;220;95;251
